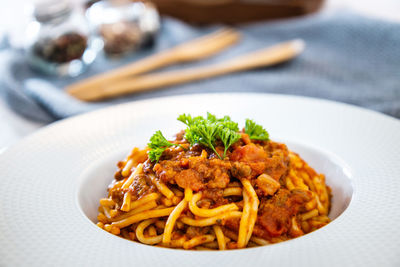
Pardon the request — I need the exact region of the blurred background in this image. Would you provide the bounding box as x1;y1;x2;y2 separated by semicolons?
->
0;0;399;152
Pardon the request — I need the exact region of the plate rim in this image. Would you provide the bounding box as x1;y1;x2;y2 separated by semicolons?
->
2;92;399;157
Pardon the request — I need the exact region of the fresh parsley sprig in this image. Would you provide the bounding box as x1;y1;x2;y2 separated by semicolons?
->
219;127;241;158
177;113;203;127
177;113;241;159
191;121;220;157
147;130;183;162
147;114;269;162
147;147;166;163
244;119;269;141
207;113;239;132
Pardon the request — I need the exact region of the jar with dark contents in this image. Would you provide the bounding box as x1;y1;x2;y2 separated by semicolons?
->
86;0;160;56
25;0;98;76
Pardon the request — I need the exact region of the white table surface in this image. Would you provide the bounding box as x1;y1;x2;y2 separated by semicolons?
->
0;0;399;152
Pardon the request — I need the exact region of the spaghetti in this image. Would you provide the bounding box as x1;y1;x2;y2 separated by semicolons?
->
97;115;331;250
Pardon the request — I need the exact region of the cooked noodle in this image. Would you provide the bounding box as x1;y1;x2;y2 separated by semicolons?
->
97;125;331;250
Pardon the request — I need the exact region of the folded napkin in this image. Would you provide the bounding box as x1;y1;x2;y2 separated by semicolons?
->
1;11;399;123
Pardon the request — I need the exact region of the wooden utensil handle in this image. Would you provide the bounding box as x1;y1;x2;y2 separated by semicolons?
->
66;51;175;94
66;29;240;95
71;40;304;101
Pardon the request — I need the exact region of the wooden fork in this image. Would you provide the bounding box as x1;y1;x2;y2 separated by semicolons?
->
66;29;240;94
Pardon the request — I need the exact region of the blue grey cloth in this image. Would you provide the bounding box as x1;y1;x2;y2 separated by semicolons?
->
1;11;399;123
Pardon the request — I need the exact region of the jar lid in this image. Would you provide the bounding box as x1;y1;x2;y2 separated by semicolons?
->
86;0;147;25
34;0;72;22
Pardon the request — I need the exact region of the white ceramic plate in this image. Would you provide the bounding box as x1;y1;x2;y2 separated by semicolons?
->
1;93;399;267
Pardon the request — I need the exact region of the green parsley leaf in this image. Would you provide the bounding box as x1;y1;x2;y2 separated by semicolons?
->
206;112;218;123
184;130;200;144
207;112;238;131
190;121;221;158
177;113;243;159
219;120;239;132
177;113;194;126
147;147;166;163
147;130;181;162
148;130;174;150
177;114;204;127
219;128;241;158
244;119;269;140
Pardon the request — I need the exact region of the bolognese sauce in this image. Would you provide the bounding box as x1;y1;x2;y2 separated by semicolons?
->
96;114;331;250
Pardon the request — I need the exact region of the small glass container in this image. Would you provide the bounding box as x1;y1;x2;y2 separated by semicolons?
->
86;0;160;56
25;0;97;77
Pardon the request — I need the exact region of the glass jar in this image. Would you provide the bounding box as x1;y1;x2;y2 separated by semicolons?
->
25;0;98;77
86;0;160;56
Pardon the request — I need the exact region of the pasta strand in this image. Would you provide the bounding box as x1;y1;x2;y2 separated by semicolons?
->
112;207;175;228
237;190;251;248
162;198;188;244
180;211;242;227
183;235;215;249
213;225;226;250
136;219;163;245
122;163;143;189
149;173;175;199
189;192;238;217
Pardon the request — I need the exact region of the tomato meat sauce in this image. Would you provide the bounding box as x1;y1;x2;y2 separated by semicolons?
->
129;132;321;241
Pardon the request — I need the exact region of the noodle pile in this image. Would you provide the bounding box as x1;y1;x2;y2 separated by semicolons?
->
96;134;331;250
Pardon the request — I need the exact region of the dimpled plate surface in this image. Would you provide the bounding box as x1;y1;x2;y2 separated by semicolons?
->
0;93;399;267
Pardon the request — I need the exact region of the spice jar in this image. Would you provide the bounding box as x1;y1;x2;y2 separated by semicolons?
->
86;0;160;56
25;0;97;76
